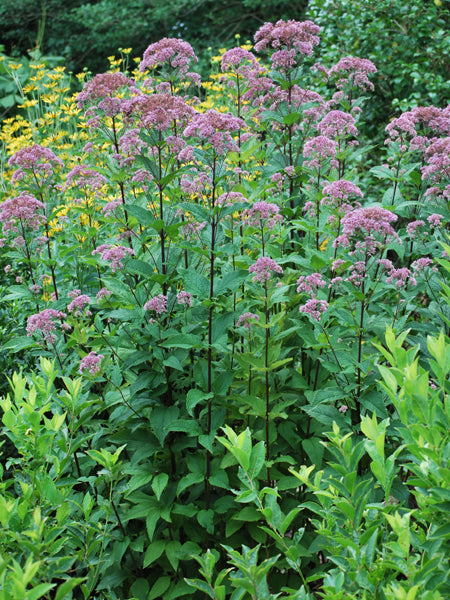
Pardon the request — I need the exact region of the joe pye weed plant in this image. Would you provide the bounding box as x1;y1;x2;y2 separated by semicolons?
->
0;15;449;600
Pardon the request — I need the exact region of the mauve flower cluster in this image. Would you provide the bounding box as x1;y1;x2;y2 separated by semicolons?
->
296;272;326;294
243;201;283;230
322;180;363;209
303;135;338;170
92;244;135;272
221;48;259;79
144;294;168;314
176;291;193;307
26;308;67;344
216;191;248;207
328;56;377;92
67;291;92;317
237;312;260;329
254;19;321;67
125;94;195;131
406;220;425;238
249;256;283;282
140;38;199;83
64;165;107;192
180;172;212;196
317;110;358;139
96;287;113;301
411;257;437;273
77;72;133;109
378;259;416;288
299;298;328;321
79;351;104;375
0;192;45;234
335;206;400;252
422;138;450;201
183;110;245;155
8;144;63;183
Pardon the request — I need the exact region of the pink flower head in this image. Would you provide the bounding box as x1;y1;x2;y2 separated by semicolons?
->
183;110;245;155
427;213;443;227
0;192;45;235
296;272;326;294
144;294;168;315
328;56;377;92
411;258;436;273
177;291;193;307
96;287;113;301
386;267;416;288
126;93;195;131
216;191;248;207
243;201;283;229
299;297;328;321
26;308;67;344
8;144;63;182
318;110;358;139
64;165;107;191
140;38;198;78
321;180;363;212
335;206;400;251
303;135;338;170
77;72;133;109
67;293;91;317
254;19;320;62
92;244;135;271
237;312;260;329
249;256;283;282
79;351;104;375
221;47;259;78
406;220;425;238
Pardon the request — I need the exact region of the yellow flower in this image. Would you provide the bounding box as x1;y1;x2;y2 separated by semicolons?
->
319;237;330;251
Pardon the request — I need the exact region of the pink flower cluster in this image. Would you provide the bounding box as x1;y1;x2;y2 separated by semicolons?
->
96;287;113;301
177;291;193;307
321;180;363;214
299;298;328;321
79;351;104;375
378;259;416;288
0;192;45;235
303;135;338;170
126;94;195;131
237;312;260;329
183;110;245;155
249;256;283;283
221;48;259;79
26;308;67;344
243;201;283;229
77;72;133;109
64;165;107;191
318;110;358;139
296;272;326;294
67;291;92;317
8;144;63;182
335;206;400;252
140;38;199;80
328;56;377;92
144;294;168;314
254;19;321;66
92;244;135;271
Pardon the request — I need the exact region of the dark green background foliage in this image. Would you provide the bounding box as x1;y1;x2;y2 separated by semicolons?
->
307;0;450;137
0;0;308;74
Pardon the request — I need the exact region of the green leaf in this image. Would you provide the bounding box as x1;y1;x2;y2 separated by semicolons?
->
143;540;165;567
148;576;171;600
2;336;36;352
186;389;214;416
152;473;169;501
